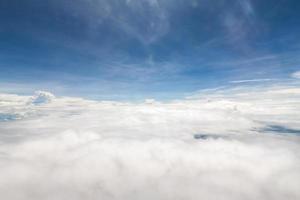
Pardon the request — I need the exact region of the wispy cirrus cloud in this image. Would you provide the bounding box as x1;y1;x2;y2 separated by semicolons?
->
230;78;275;83
52;0;179;44
221;0;262;50
1;0;300;100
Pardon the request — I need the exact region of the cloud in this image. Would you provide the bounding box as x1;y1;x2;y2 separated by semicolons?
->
291;71;300;79
230;78;274;83
0;85;300;200
29;91;55;105
221;0;262;50
53;0;174;44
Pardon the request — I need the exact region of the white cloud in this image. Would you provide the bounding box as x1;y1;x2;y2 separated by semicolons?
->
230;78;274;83
29;91;55;105
291;71;300;79
0;85;300;200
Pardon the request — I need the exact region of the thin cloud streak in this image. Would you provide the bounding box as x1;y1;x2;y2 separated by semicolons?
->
230;78;275;83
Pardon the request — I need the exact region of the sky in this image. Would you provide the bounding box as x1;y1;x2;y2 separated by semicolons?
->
0;0;300;100
1;1;300;199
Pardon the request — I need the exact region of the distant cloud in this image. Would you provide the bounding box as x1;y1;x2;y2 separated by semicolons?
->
29;91;55;105
291;71;300;79
230;78;274;83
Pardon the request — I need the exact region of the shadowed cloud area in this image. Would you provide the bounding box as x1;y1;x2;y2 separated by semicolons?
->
263;125;300;135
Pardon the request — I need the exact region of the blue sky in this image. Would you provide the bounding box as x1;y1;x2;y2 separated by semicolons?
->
0;0;300;100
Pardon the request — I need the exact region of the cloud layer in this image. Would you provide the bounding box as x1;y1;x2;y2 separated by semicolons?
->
0;85;300;200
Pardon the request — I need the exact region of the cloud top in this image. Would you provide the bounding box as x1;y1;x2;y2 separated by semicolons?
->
0;85;300;200
29;91;55;105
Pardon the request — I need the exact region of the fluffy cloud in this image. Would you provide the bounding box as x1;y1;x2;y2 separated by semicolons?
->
0;86;300;200
29;91;55;105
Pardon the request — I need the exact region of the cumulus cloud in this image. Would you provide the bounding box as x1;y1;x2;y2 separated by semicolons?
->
0;86;300;200
29;91;55;105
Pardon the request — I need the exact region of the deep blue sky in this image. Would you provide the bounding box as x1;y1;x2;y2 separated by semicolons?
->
0;0;300;100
